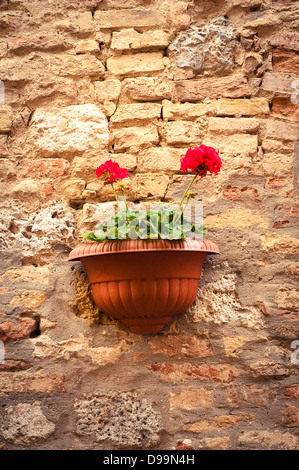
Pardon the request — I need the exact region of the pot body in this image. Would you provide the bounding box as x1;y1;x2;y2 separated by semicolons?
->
69;239;219;334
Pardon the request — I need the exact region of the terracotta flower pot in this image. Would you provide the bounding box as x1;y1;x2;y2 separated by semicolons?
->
68;238;219;335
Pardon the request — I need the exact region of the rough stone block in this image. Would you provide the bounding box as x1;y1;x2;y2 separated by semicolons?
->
204;208;268;229
276;289;299;311
110;125;159;151
147;362;242;383
0;105;12;134
9;291;46;312
75;39;100;54
77;11;94;35
162;99;215;121
208;117;259;134
261;153;293;177
172;75;251;102
123;77;173;101
216;98;269;116
149;335;213;358
270;31;299;51
7;34;70;54
183;413;255;433
243;10;280;28
94;9;166;29
139;147;186;171
23;79;77;104
160;120;203;146
111;29;170;51
265;119;299;141
20;159;70;178
0;266;49;284
60;179;86;200
132;173;169;199
168;17;236;74
170;387;212;410
203;133;258;155
0;371;68;394
238;430;299;450
271;98;299;122
1;402;55;446
262;139;294;154
56;54;105;78
260;232;299;255
273;50;299;75
106;52;165;76
0;136;8;157
93;79;122;102
75;392;162;448
28;104;109;157
110;103;161;125
0;317;36;342
205;437;230;450
261;72;295;97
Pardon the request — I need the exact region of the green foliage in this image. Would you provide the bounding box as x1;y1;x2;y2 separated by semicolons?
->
84;206;207;242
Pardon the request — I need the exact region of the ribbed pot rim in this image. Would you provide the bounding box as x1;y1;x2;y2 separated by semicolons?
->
68;238;219;261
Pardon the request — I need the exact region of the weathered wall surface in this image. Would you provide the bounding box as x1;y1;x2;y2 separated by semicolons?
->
0;0;298;450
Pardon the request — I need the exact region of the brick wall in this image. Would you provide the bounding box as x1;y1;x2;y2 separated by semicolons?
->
0;0;298;450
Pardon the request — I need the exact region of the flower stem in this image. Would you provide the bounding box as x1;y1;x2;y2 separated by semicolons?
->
174;174;198;222
179;174;198;208
182;195;191;215
121;187;129;212
111;182;120;209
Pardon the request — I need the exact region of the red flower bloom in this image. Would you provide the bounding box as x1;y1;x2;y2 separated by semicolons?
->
180;145;222;177
96;160;129;185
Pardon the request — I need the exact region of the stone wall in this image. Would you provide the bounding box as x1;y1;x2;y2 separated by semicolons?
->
0;0;298;451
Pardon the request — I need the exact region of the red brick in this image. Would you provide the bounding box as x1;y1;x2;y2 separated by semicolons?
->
223;187;242;201
283;201;299;218
273;220;290;229
261;301;271;315
275;309;292;315
175;441;194;450
0;317;36;342
223;186;260;202
267;178;291;196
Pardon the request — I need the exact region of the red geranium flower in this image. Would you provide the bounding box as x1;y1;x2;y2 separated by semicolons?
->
96;160;129;185
180;145;222;177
